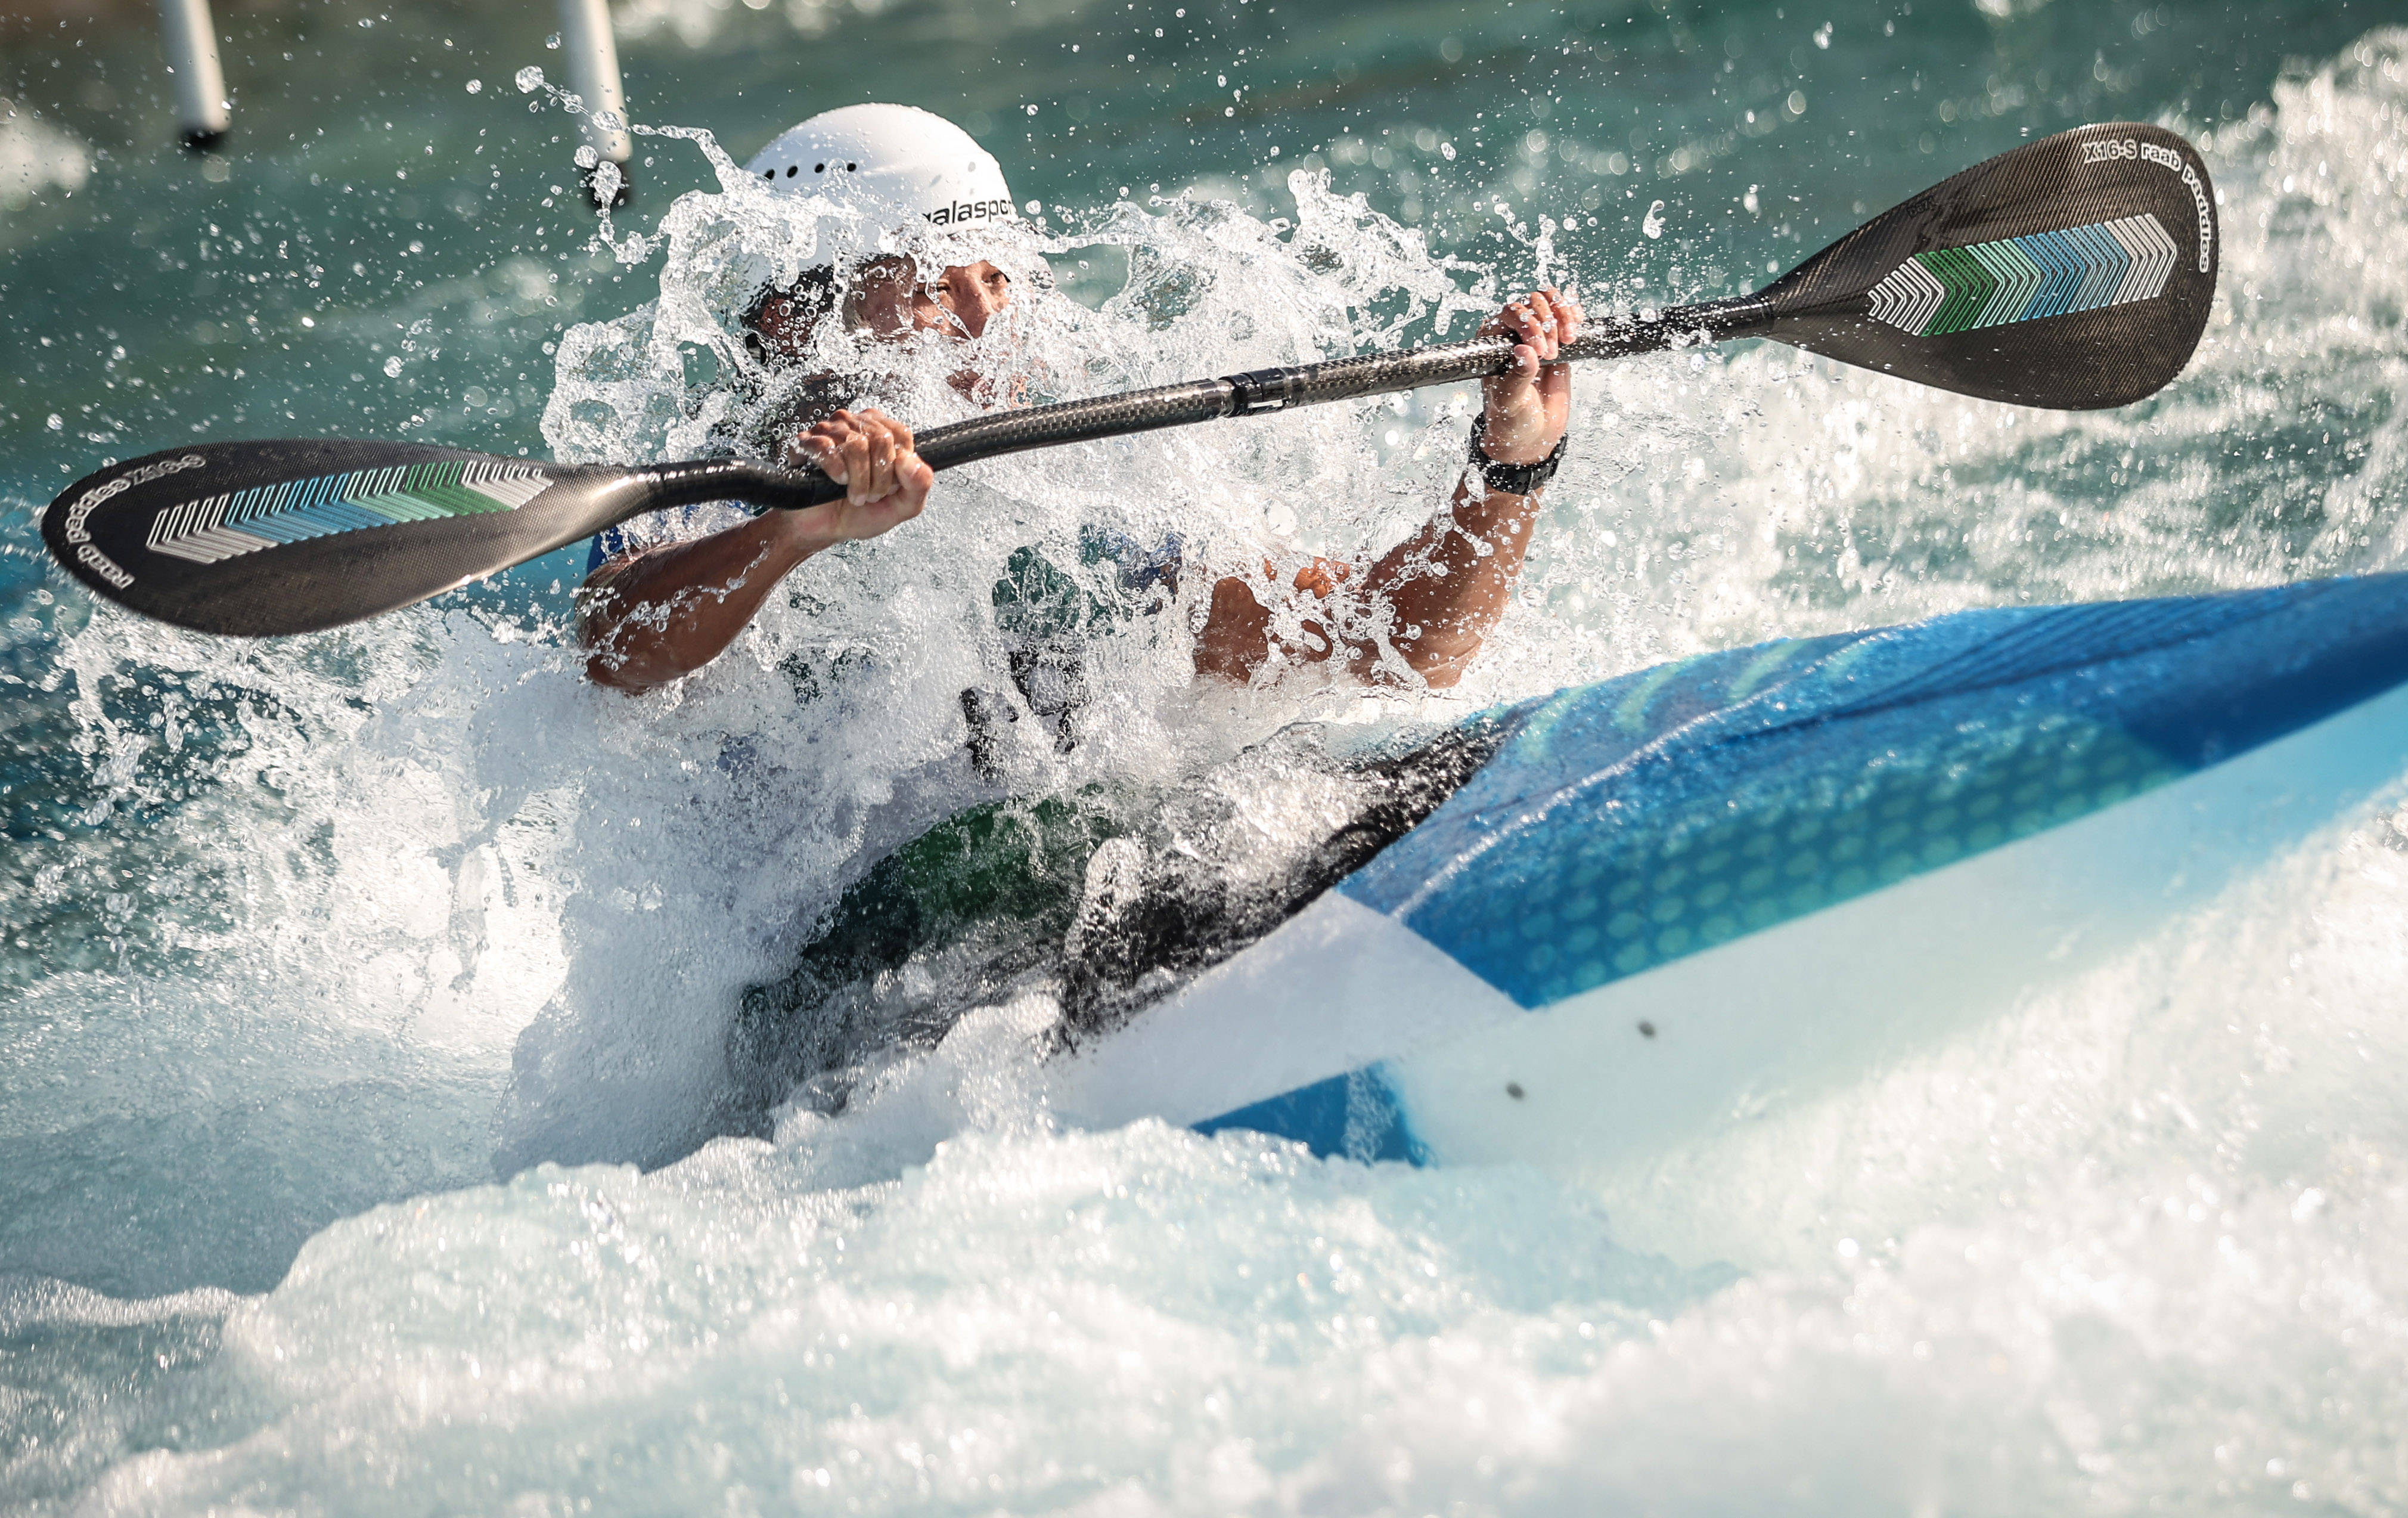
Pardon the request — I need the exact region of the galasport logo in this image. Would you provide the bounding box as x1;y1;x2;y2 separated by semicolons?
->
926;197;1017;228
2083;135;2215;272
54;453;207;588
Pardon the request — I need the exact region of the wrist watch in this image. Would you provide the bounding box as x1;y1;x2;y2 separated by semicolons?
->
1467;411;1568;496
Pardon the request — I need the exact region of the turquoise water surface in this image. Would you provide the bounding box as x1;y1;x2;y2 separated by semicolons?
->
7;0;2408;1509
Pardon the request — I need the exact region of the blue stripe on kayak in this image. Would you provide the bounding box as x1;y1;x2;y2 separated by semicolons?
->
1340;574;2408;1011
1193;1063;1426;1164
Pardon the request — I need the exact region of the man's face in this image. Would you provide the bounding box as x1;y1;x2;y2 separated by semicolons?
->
846;256;1015;341
748;256;1014;370
747;255;1017;400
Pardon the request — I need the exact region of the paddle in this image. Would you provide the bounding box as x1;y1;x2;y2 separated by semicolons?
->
44;122;2215;637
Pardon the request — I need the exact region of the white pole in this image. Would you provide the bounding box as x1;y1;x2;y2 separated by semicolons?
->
154;0;230;149
557;0;633;206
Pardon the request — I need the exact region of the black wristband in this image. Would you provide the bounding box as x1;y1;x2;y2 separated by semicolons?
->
1467;413;1567;496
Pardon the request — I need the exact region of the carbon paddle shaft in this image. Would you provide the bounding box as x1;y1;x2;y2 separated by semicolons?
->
893;303;1750;479
616;305;1742;510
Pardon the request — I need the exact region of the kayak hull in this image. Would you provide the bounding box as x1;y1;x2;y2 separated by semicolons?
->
1047;574;2408;1172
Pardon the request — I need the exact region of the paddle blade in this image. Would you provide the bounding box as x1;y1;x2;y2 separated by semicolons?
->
1748;123;2218;408
40;439;646;636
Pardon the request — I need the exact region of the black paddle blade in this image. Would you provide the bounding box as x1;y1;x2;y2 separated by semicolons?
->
40;439;650;636
1743;123;2218;409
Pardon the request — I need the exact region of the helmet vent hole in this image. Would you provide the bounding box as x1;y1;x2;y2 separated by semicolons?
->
785;165;798;176
814;162;826;173
846;162;858;171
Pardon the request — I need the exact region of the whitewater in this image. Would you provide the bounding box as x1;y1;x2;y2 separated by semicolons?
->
5;2;2408;1511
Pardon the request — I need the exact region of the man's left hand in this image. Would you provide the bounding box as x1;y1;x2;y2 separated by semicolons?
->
1474;287;1584;468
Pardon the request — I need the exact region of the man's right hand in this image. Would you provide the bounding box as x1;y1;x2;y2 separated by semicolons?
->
786;407;936;545
582;407;935;692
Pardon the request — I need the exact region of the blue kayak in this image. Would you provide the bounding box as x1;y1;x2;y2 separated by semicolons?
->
1047;573;2408;1174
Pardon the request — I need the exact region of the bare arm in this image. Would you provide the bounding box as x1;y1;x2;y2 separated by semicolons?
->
1194;289;1584;689
580;410;935;693
1355;472;1549;686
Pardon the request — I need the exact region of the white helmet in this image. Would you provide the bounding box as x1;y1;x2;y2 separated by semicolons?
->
743;104;1018;234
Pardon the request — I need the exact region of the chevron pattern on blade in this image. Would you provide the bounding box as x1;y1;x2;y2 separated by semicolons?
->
145;461;554;565
1863;213;2179;337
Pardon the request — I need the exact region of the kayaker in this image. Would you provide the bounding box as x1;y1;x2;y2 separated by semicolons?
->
579;103;1583;698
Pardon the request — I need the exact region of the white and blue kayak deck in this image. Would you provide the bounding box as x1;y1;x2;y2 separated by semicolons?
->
1047;573;2408;1173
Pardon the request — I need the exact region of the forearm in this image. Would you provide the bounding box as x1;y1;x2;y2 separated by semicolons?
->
1192;476;1543;689
1360;476;1544;685
1195;285;1578;690
579;512;834;692
579;408;939;693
